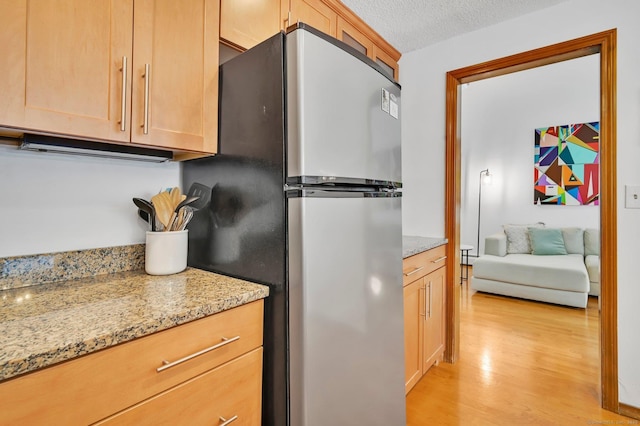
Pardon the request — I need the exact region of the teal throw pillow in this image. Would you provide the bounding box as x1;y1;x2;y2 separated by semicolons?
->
528;227;568;255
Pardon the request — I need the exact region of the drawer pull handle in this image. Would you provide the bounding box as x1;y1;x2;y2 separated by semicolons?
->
432;256;447;263
404;266;424;277
219;415;238;425
156;335;240;373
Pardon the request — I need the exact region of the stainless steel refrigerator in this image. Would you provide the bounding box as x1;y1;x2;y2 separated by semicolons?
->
182;23;404;426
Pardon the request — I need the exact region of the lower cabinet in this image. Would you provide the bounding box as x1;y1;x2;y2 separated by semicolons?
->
422;267;446;373
95;348;263;425
403;246;447;394
403;276;424;392
0;300;264;425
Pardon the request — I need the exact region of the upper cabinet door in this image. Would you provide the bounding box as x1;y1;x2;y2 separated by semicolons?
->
220;0;283;50
131;0;218;153
0;0;133;142
0;0;26;130
336;17;398;81
289;0;337;36
373;46;399;81
336;16;373;58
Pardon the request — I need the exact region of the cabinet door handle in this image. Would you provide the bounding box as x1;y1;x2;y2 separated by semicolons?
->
424;282;432;319
404;266;424;277
424;282;428;318
219;415;238;425
119;56;127;132
142;63;150;134
432;256;447;264
429;281;433;318
156;335;240;373
419;284;426;317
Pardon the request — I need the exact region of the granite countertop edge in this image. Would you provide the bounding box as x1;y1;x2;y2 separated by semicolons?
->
403;236;448;258
0;268;269;382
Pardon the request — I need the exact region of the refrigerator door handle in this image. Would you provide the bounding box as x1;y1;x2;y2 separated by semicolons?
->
287;175;402;189
286;188;401;199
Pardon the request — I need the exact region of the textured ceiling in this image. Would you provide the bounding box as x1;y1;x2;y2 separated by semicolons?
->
340;0;571;53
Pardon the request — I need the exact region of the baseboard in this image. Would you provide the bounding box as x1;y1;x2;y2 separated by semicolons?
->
619;402;640;420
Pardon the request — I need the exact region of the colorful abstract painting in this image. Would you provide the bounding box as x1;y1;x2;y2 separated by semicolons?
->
534;122;599;205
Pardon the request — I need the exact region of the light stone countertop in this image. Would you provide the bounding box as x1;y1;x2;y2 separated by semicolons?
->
0;268;269;381
403;236;448;258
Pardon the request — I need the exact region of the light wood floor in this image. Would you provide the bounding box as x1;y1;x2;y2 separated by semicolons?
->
406;272;633;425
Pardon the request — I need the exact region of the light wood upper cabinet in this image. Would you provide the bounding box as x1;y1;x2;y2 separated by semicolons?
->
373;45;399;81
216;0;401;81
336;16;372;57
336;16;398;81
289;0;337;36
220;0;283;50
131;0;218;153
0;0;133;143
0;0;219;155
0;0;25;128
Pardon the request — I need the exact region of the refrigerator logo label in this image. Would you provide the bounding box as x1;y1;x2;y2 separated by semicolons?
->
390;93;399;119
381;89;399;120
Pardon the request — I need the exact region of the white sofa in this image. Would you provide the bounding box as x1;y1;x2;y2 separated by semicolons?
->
471;227;600;308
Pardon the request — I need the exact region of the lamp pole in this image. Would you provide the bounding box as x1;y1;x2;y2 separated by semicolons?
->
477;169;490;257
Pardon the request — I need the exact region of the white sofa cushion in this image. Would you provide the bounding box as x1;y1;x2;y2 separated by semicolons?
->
584;228;600;256
473;253;589;293
562;227;585;255
585;254;600;296
585;254;600;283
484;232;507;257
471;277;588;308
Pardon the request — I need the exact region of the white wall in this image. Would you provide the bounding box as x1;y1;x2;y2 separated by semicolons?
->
0;144;180;257
399;0;640;408
460;56;600;255
0;44;243;259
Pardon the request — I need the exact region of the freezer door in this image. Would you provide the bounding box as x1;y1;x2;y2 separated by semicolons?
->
288;192;406;426
286;27;401;185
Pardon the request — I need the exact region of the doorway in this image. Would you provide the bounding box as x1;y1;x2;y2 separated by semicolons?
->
442;29;618;411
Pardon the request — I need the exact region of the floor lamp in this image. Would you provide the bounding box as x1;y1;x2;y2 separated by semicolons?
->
477;169;491;257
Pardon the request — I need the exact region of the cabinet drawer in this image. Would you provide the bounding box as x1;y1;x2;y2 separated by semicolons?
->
95;347;263;425
403;245;447;286
0;300;263;426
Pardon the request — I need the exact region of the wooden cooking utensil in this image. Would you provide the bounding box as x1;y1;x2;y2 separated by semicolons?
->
160;187;181;230
151;191;174;231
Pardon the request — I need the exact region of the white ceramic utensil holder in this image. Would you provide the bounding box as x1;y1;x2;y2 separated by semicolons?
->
145;230;188;275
